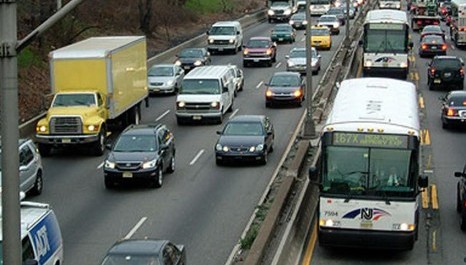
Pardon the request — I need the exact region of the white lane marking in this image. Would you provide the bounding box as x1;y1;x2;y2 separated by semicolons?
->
451;45;456;50
123;217;148;240
230;108;239;119
256;81;264;89
275;62;282;68
190;149;205;165
424;169;434;174
300;36;305;42
156;110;170;121
97;162;104;169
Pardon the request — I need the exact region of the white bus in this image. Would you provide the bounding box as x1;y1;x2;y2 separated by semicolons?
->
361;10;413;79
309;78;428;250
450;0;466;47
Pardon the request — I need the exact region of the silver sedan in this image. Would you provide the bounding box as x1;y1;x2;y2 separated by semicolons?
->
147;64;185;95
285;47;321;75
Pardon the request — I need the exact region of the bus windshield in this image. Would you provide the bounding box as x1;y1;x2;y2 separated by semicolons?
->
364;28;407;53
323;146;415;198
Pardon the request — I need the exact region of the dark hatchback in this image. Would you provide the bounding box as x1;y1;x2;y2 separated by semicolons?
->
265;71;306;107
440;91;466;129
100;238;186;265
271;24;296;43
289;12;307;30
427;55;464;90
215;115;274;165
455;164;466;230
103;124;175;189
419;35;447;57
174;47;211;72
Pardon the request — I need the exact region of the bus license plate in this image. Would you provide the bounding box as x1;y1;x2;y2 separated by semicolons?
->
122;172;132;178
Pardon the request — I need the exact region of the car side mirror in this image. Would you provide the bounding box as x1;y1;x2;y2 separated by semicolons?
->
223;86;229;93
454;171;465;178
285;55;290;59
418;175;428;188
216;130;222;135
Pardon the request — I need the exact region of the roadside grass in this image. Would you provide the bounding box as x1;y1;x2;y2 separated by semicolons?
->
18;47;43;68
239;204;270;250
185;0;234;13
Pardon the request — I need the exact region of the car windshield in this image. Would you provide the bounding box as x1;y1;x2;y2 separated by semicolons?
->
272;1;290;7
311;28;330;35
180;79;221;94
52;94;96;107
101;255;161;265
423;27;442;34
179;49;203;58
289;50;306;58
223;122;264;136
448;95;466;106
113;135;158;152
209;26;236;35
270;75;301;86
422;35;444;43
247;39;270;48
319;16;337;22
327;8;342;14
292;13;305;19
433;58;462;68
148;66;174;77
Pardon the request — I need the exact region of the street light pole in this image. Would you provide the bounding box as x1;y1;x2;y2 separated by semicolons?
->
346;0;350;44
303;0;317;139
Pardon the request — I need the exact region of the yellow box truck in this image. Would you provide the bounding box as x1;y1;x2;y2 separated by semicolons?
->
35;36;149;156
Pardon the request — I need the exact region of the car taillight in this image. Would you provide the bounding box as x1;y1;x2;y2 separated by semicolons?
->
460;68;464;76
433;21;439;25
442;44;447;50
430;68;436;75
422;44;427;50
417;20;422;25
447;108;458;116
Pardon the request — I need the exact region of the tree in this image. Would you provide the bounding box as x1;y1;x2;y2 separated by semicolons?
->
139;0;153;35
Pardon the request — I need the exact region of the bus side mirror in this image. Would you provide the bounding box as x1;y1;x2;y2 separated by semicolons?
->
418;175;428;188
309;166;318;181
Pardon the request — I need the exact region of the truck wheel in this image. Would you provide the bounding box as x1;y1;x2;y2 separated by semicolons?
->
30;171;43;196
93;129;106;156
38;143;52;157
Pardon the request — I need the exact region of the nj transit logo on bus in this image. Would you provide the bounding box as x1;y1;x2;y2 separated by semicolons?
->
342;208;391;221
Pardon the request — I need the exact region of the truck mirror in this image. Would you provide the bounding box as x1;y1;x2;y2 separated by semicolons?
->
223;86;229;93
418;175;428;188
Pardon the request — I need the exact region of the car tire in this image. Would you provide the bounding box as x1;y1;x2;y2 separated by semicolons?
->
104;176;114;189
442;120;449;129
265;101;272;108
457;185;462;213
167;155;175;173
216;158;223;166
30;171;43;196
177;117;186;126
260;151;268;165
272;55;277;63
267;61;273;67
228;100;234;112
243;61;248;67
38;143;52;157
428;79;434;90
152;166;163;188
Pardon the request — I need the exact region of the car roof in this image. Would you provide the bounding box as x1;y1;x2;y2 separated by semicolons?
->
106;239;166;255
229;115;266;123
449;90;466;96
121;124;163;135
433;55;461;60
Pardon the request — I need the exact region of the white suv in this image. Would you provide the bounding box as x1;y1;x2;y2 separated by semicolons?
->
207;21;243;54
0;138;44;196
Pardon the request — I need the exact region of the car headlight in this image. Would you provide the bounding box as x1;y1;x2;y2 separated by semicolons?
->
364;59;373;67
175;60;181;66
177;101;186;108
194;60;202;66
255;144;264;152
293;90;302;98
302;20;308;25
311;59;317;67
166;80;175;86
216;144;223;151
289;20;295;25
142;159;157;169
217;145;229;152
37;125;47;133
211;101;220;109
104;160;115;169
243;49;249;55
249;146;256;152
268;9;275;15
208;38;214;44
287;61;295;67
333;23;340;28
87;124;99;132
229;38;235;44
266;89;274;97
284;9;292;15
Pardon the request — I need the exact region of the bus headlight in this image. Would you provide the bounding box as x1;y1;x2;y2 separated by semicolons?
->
320;218;335;227
399;223;415;231
364;59;373;67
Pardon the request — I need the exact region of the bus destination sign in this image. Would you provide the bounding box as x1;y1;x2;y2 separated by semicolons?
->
332;132;409;148
369;23;404;30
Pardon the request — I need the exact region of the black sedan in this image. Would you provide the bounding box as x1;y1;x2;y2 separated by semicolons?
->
427;55;464;91
265;71;306;107
100;238;186;265
419;35;447;57
440;90;466;129
175;47;211;72
103;123;175;189
215;115;274;165
289;12;308;30
455;164;466;230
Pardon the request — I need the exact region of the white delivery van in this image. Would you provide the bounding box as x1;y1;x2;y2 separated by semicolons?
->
176;65;236;125
207;21;243;54
0;195;63;265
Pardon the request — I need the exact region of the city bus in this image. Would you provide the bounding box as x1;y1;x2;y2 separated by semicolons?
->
310;0;332;15
310;78;428;250
450;0;466;47
361;10;413;79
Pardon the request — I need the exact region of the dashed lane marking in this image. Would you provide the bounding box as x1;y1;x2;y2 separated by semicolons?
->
422;187;429;209
419;96;425;109
301;221;317;265
189;149;205;165
256;81;263;89
275;62;282;68
156;110;170;121
123;217;147;240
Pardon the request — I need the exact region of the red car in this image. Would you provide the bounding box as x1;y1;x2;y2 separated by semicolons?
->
242;36;277;67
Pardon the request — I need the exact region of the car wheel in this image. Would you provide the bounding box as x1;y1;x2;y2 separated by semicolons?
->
428;79;434;90
457;185;462;213
38;143;52;157
177;117;186;126
269;140;274;153
272;55;277;63
152;166;163;188
228;100;234;112
30;171;43;196
217;113;223;124
167;155;175;173
216;158;223;166
260;151;268;165
442;120;449;129
267;60;273;67
265;101;272;108
104;176;114;189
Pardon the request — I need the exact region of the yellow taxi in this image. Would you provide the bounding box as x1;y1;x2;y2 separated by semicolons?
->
310;26;332;50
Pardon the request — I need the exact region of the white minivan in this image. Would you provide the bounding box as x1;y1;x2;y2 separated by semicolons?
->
175;65;236;125
207;21;243;54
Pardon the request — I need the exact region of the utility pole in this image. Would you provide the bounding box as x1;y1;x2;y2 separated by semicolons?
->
1;1;85;264
303;0;317;139
345;0;350;45
0;1;21;264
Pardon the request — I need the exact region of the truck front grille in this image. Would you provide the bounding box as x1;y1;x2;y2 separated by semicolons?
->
50;116;83;134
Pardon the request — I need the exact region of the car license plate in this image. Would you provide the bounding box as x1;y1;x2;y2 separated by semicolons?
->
279;38;284;41
434;79;441;83
192;115;202;120
360;220;373;229
254;59;259;62
61;139;71;143
383;62;389;67
184;66;190;70
431;46;437;49
218;47;224;51
444;72;452;77
122;172;132;178
153;88;160;92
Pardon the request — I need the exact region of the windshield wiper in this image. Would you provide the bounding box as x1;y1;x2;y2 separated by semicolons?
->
378;189;391;205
